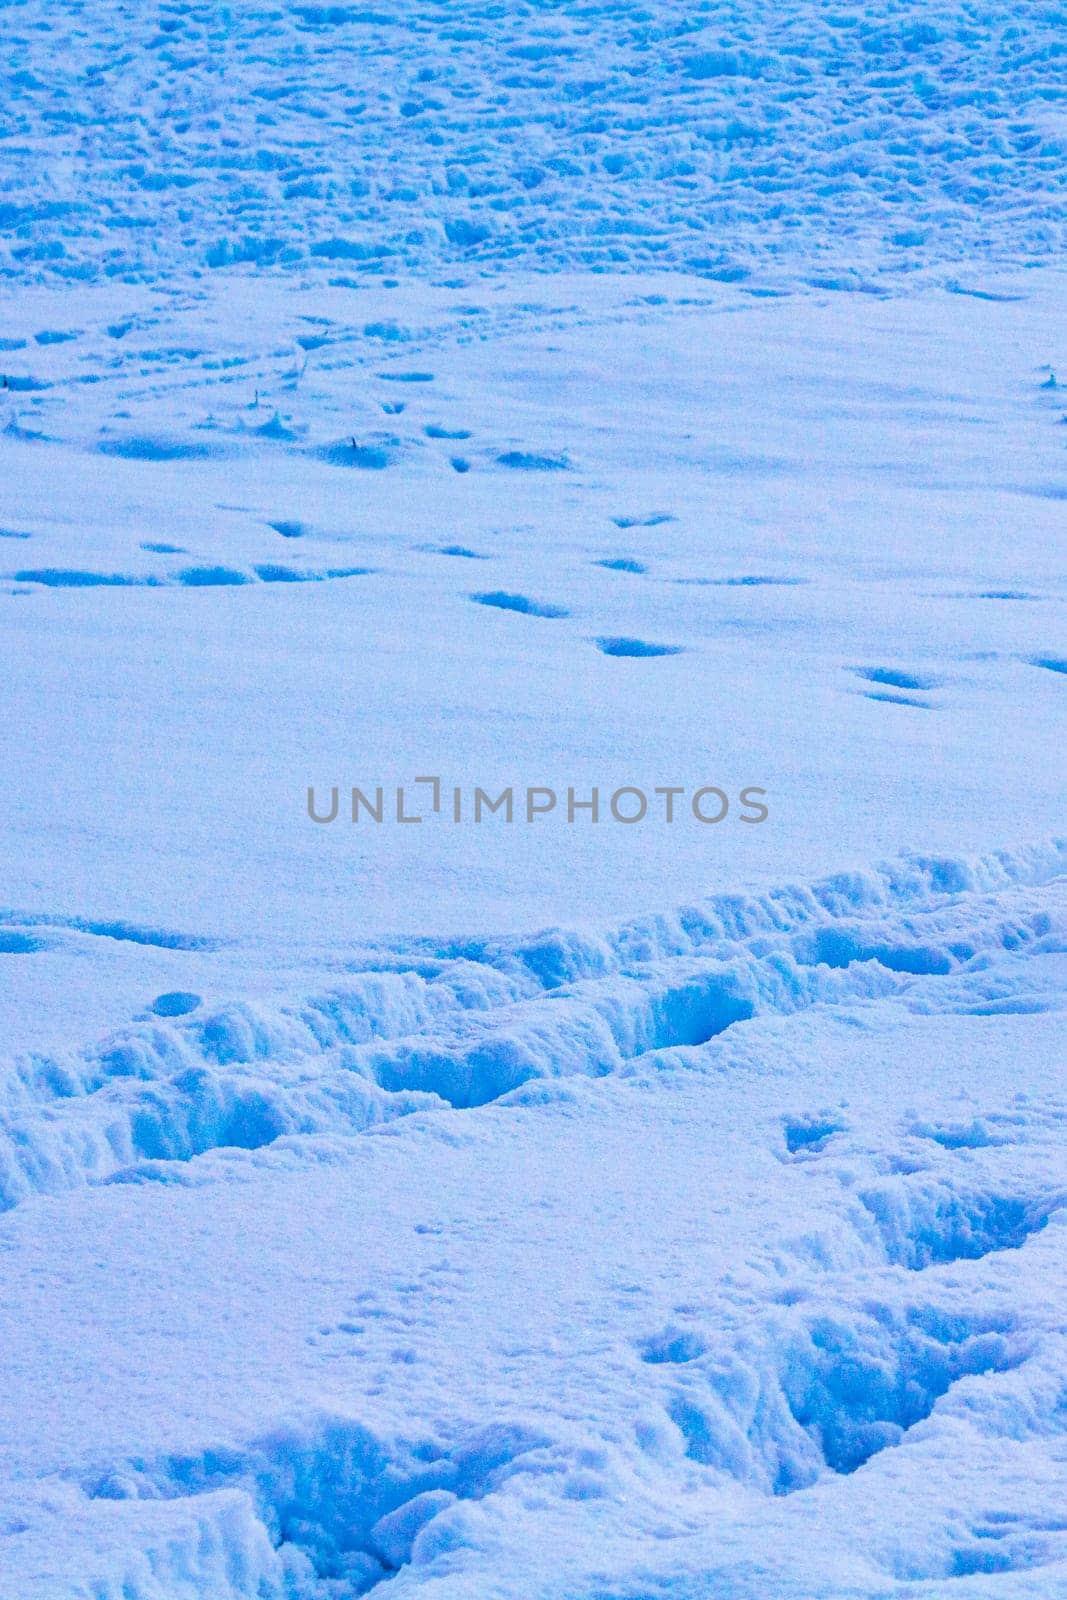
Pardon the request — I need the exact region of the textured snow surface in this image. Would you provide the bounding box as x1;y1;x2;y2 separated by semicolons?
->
2;843;1067;1600
2;2;1067;1597
3;0;1067;285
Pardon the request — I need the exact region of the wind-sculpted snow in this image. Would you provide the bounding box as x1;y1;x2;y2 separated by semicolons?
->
2;0;1066;286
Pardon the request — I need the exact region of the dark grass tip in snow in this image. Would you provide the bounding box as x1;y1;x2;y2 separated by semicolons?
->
596;636;684;658
1030;656;1067;675
268;520;308;538
0;930;43;954
317;439;392;469
471;591;569;618
596;558;647;573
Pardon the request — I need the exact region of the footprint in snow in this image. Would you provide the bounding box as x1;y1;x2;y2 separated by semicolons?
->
856;667;939;691
472;591;569;618
316;440;392;469
675;575;807;588
854;667;940;708
497;450;569;471
612;512;676;528
596;636;683;658
150;991;202;1018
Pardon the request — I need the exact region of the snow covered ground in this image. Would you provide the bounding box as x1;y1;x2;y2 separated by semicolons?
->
1;2;1066;1596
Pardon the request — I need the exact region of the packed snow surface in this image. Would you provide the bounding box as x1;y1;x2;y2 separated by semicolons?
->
1;0;1066;1597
